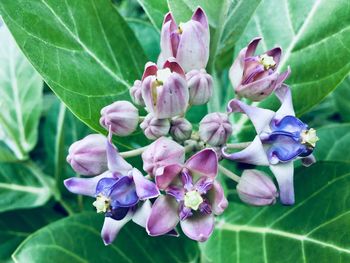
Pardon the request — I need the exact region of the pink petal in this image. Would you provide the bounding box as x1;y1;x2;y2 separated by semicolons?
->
207;180;228;215
141;62;158;81
191;7;209;30
101;213;132;245
132;168;160;200
106;135;132;175
163;58;186;78
227;99;275;134
160;13;177;59
222;136;270;166
155;163;183;190
146;195;180;236
63;171;112;197
185;148;218;179
229;47;246;90
180;213;215;242
265;47;282;65
270;162;295;205
141;75;157;116
245;37;261;57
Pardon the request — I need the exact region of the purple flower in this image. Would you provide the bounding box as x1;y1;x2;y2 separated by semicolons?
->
67;134;108;176
142;137;185;177
100;101;139;136
147;149;228;242
237;170;278;206
230;37;290;101
158;7;210;72
64;129;159;245
141;59;189;119
222;85;318;205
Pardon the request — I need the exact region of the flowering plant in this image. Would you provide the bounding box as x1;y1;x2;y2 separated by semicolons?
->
0;1;349;262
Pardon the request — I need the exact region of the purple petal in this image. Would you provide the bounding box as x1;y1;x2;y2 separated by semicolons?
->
194;176;213;194
101;214;132;245
106;206;130;221
160;13;177;59
64;171;112;197
229;47;245;89
163;58;186;78
301;154;316;167
275;66;291;90
245;37;261;58
227;99;274;134
265;47;282;65
179;202;193;220
181;169;193;191
180;213;215;242
191;7;209;29
166;185;185;201
110;176;139;207
207;180;228;215
185;148;218;179
106;132;132;175
146;195;180;236
274;84;295;120
132;200;152;228
141;62;158;81
199;200;212;214
222;136;269;166
270;115;307;134
155;163;183;190
141;75;157;116
132;168;160;200
270;162;295;205
95;177;118;196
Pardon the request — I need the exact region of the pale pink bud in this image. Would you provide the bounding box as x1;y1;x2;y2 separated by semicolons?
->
186;69;213;105
199;112;232;146
170;117;192;142
130;80;145;106
140;113;170;140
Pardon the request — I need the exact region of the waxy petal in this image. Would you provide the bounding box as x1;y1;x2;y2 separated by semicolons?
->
207;180;228;215
155;163;183;190
191;7;208;28
270;162;295;205
132;168;160;200
147;195;180;236
101;213;132;245
106;132;132;175
227;99;275;134
64;171;112;197
245;37;261;58
274;84;295;120
180;213;215;242
222;136;270;166
185;148;218;179
110;176;139;207
163;58;186;78
265;47;282;66
160;13;177;59
229;47;245;89
132;200;152;228
142;62;158;81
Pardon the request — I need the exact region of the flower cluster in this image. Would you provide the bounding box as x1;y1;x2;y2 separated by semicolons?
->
64;7;319;245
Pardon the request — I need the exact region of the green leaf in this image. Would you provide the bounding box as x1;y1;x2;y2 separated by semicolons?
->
0;205;63;262
0;24;43;161
236;0;350;116
13;212;199;263
0;162;53;213
0;0;147;137
137;0;169;31
333;76;350;122
202;162;350;262
314;123;350;163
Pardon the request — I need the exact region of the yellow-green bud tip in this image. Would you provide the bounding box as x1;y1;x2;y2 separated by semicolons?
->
93;194;110;213
259;54;276;70
301;128;319;148
184;190;203;210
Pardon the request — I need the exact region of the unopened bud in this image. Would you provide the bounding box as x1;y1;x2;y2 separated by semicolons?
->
199;112;232;146
130;80;145;106
140;113;170;140
186;69;213;105
67;134;107;176
170;117;192;142
100;101;139;136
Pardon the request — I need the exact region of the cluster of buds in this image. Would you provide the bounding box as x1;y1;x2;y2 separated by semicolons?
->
64;6;319;245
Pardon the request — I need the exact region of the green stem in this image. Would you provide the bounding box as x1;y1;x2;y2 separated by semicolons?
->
218;165;240;183
226;142;251;149
120;146;148;158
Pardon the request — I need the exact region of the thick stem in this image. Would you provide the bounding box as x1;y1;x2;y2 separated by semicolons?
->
226;142;251;149
120;146;148;158
218;165;240;183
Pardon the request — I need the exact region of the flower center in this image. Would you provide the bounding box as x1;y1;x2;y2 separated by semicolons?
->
259;54;276;70
177;23;184;34
184;190;203;210
93;194;110;213
301;128;319;148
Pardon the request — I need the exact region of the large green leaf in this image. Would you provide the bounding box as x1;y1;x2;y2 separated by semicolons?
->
202;162;350;262
333;76;350;122
314;123;350;163
0;205;63;262
13;212;199;263
0;24;43;160
0;0;147;136
236;0;350;116
137;0;169;31
0;162;53;212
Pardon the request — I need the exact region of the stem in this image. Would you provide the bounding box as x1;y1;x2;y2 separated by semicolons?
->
184;140;197;153
58;199;75;216
226;142;251;149
218;165;240;183
120;146;148;158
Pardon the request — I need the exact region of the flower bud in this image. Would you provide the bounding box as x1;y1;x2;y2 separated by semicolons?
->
140;113;170;140
130;80;145;106
141;59;189;119
67;134;108;176
100;101;139;136
186;69;213;105
142;137;185;176
170;117;192;142
229;37;290;101
199;112;232;146
237;170;278;206
159;7;209;72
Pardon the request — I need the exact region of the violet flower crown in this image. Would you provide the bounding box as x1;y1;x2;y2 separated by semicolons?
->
64;7;319;245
